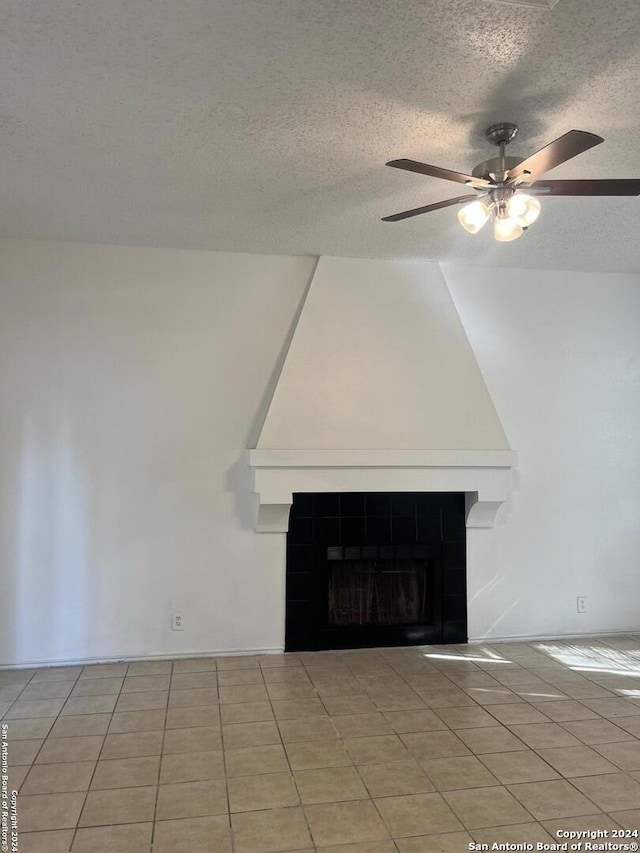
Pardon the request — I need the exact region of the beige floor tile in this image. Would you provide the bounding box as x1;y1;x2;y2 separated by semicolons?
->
552;682;616;700
32;666;82;683
319;843;397;853
115;690;168;712
372;692;430;712
166;705;220;729
61;695;118;715
121;674;171;693
6;763;29;791
570;772;640;812
608;808;640;829
226;744;290;777
507;779;599;820
153;815;232;852
5;698;66;719
272;699;328;719
90;755;160;789
267;683;319;701
279;716;338;742
216;656;259;670
471;822;553;844
18;829;75;853
560;719;635;744
295;765;370;803
465;687;523;705
222;720;280;749
543;814;623;834
582;698;640;718
156;780;229;819
232;806;311;852
79;785;157;826
456;726;527;754
160;749;225;783
322;696;379;716
479;750;559;784
259;654;302;668
218;684;269;704
593;739;640;770
50;714;111;738
21;760;96;794
306;800;390;846
71;677;123;697
262;666;309;684
80;664;128;680
531;700;598;721
36;735;104;764
3;717;55;740
228;771;300;812
108;710;165;733
219;702;273;724
7;738;43;764
382;709;447;732
375;792;462;837
420;755;498;791
101;730;164;759
357;758;434;797
72;822;153;851
435;707;500;730
401;730;471;759
20;680;76;700
415;689;476;709
536;745;619;777
285;739;351;770
163;725;222;753
217;669;263;686
395;832;473;852
126;660;172;676
442;785;532;829
486;704;550;725
614;717;640;737
508;723;582;749
331;713;393;738
344;734;409;765
172;658;218;673
171;672;219;690
168;688;219;708
19;791;86;831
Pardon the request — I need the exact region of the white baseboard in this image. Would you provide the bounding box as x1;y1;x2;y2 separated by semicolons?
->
468;630;639;644
0;647;285;671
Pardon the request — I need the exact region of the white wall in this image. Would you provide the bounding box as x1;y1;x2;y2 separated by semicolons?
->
0;239;313;666
1;240;639;666
443;265;640;640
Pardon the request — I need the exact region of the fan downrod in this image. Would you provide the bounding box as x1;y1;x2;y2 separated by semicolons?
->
485;122;519;147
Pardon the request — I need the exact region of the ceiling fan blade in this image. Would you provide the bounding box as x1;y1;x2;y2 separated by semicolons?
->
528;178;640;196
387;159;491;188
382;194;479;222
508;130;604;183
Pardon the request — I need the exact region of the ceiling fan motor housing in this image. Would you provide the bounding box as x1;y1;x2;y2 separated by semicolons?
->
471;155;525;181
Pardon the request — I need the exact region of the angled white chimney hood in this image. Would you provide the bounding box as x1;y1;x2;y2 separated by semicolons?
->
248;256;515;532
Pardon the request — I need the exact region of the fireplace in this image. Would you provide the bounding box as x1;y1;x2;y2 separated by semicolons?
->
285;492;467;651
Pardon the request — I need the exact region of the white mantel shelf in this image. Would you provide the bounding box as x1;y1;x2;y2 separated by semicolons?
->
248;448;516;533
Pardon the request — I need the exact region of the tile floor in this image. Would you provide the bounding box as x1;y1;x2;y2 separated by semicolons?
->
2;635;640;851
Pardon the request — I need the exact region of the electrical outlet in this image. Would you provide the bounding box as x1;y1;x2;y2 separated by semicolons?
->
171;612;184;631
576;596;587;614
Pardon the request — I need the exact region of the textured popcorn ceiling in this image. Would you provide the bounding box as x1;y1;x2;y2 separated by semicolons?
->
1;0;639;271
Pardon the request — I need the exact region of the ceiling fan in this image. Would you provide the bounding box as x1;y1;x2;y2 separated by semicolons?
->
382;122;640;241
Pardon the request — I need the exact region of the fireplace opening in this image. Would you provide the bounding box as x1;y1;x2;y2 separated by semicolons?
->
285;492;467;651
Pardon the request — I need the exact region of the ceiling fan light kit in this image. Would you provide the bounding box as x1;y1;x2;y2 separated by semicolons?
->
383;122;640;243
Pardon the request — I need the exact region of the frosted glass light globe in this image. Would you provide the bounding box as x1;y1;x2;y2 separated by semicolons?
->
494;216;523;242
457;200;491;234
507;193;541;227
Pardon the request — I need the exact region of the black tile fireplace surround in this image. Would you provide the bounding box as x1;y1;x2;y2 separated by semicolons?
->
285;491;467;651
